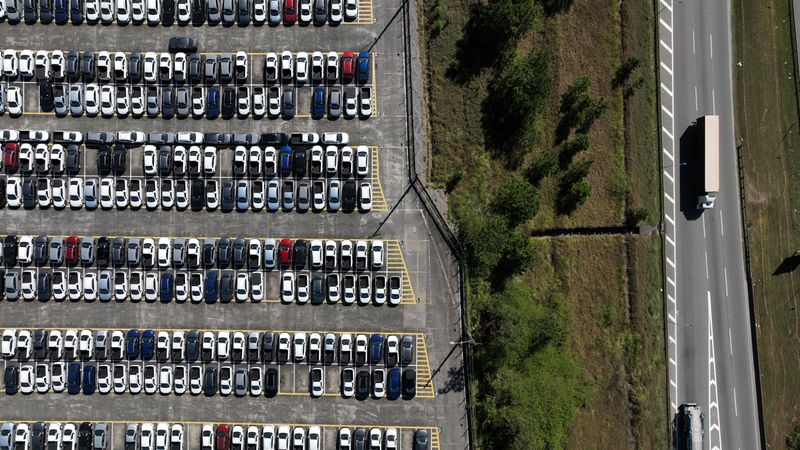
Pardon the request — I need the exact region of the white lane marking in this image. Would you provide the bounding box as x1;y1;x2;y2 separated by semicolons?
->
667;257;676;268
703;214;707;238
664;169;674;183
667;277;676;287
719;208;724;236
659;0;672;10
708;292;723;450
705;252;709;278
695;85;699;111
661;103;674;117
709;33;714;59
663;146;675;161
665;213;675;225
660;17;673;32
663;127;674;140
665;192;675;204
734;387;738;417
712;88;716;114
729;327;733;356
666;234;675;246
660;40;673;53
724;267;729;297
661;61;673;75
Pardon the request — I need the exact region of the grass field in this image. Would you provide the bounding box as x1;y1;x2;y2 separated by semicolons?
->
419;0;665;445
733;0;800;445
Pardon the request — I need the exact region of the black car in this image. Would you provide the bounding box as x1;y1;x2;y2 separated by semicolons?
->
413;430;429;450
162;0;174;23
22;180;36;209
312;276;324;303
191;179;204;209
23;0;38;23
4;366;18;394
32;422;46;450
66;145;81;174
217;237;232;268
33;330;47;359
4;235;18;266
161;87;175;119
222;87;235;119
186;330;199;362
169;37;199;53
36;274;50;300
403;369;416;399
354;428;367;450
259;133;288;146
96;146;111;175
293;149;307;178
129;52;142;83
159;146;173;175
38;80;55;112
220;273;234;302
355;370;370;400
237;0;249;24
34;235;48;265
204;367;217;396
221;180;234;212
203;133;232;147
148;132;176;145
232;238;246;268
78;423;93;450
81;51;95;81
343;179;357;211
86;132;114;145
265;367;278;397
112;238;126;266
112;145;127;175
292;239;307;269
191;0;205;21
189;53;202;83
40;0;53;22
282;87;295;118
204;55;218;83
96;237;110;267
66;51;80;80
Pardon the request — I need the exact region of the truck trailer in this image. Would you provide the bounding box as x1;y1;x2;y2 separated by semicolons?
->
697;115;720;209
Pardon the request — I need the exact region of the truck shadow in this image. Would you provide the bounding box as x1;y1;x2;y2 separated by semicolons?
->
679;124;703;221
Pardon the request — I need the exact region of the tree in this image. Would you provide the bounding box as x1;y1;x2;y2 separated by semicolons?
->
459;212;513;278
491;177;541;227
559;76;608;132
613;57;641;88
528;149;559;184
484;50;553;160
561;133;590;165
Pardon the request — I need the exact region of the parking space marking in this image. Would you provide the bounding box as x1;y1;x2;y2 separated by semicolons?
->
430;428;441;450
385;240;415;304
370;147;388;211
414;335;434;398
353;0;374;24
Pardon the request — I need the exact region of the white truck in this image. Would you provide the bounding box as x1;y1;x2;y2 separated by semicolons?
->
697;115;720;209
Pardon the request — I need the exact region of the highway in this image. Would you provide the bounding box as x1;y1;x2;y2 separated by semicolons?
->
657;0;762;448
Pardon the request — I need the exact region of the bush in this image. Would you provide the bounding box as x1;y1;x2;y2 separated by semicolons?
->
527;149;559;184
459;212;513;278
484;50;553;162
491;177;541;227
625;207;649;227
560;133;590;166
559;76;608;134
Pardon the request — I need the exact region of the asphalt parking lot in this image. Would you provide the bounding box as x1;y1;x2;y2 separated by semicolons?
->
0;0;469;446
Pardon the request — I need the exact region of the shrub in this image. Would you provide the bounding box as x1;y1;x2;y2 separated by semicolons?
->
491;177;541;227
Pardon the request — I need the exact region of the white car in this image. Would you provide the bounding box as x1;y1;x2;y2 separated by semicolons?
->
356;145;370;176
143;52;158;83
5;177;21;208
100;85;116;117
253;0;266;21
116;0;131;22
2;49;18;78
146;0;161;23
1;329;16;358
114;52;128;80
97;51;112;81
161;180;174;207
295;52;309;83
201;425;214;450
326;51;339;81
85;84;100;116
157;237;171;267
159;366;173;394
18;50;33;78
322;132;350;145
100;178;114;209
280;50;293;81
329;0;342;22
143;145;158;175
235;51;248;80
131;0;145;21
177;0;190;22
5;87;22;116
217;331;230;360
203;147;217;174
293;332;306;361
174;52;187;82
158;52;172;81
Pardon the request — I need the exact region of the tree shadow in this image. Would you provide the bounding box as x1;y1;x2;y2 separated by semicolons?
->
437;365;465;394
480;81;530;169
774;254;800;276
445;3;509;84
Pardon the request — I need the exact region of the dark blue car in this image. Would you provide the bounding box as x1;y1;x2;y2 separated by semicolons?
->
126;330;140;360
205;271;219;302
160;272;173;302
207;88;220;119
68;363;81;394
141;330;155;360
357;51;370;84
4;367;18;395
82;365;96;394
369;334;384;364
387;368;401;400
54;0;68;23
279;146;293;176
311;88;325;118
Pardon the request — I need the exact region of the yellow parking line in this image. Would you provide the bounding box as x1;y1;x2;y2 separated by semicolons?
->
4;326;428;337
371;147;388;212
2;419;438;431
388;241;416;301
430;428;441;450
415;335;435;398
371;54;378;116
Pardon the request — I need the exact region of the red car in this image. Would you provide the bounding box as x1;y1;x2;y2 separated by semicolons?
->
215;424;230;450
283;0;296;23
278;239;292;267
342;51;355;81
3;143;19;171
65;236;80;264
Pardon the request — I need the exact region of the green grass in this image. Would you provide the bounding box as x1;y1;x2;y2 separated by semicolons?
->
733;0;800;445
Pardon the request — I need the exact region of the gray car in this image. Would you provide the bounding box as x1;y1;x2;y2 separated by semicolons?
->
81;237;95;265
297;182;310;212
219;54;233;83
236;180;249;211
204;55;218;83
112;237;126;266
99;270;113;301
49;237;65;265
69;84;83;116
94;423;108;450
208;0;221;22
146;86;160;117
173;238;186;267
313;0;325;23
5;272;19;300
234;368;247;396
176;87;190;118
84;178;99;209
222;0;235;24
127;238;141;266
54;85;68;117
328;87;342;118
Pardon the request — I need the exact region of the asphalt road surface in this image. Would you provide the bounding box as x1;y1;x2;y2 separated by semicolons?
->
659;0;762;448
